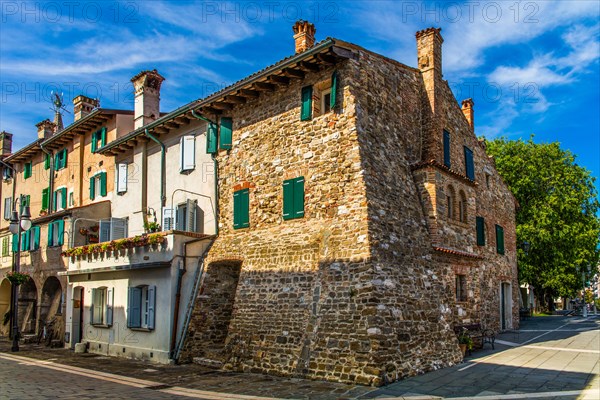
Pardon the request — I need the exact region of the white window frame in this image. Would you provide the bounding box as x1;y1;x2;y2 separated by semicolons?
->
55;186;66;212
91;287;113;326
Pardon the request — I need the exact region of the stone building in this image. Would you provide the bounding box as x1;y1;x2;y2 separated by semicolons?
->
0;98;133;338
168;24;515;385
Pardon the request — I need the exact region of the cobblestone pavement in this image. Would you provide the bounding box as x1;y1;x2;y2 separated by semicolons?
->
0;316;598;399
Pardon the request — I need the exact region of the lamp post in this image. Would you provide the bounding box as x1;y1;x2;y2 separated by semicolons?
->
9;195;32;352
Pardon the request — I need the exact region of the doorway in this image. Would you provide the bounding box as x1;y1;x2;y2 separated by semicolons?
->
500;282;512;330
71;286;84;347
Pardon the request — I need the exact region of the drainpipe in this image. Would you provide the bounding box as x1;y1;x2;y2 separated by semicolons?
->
39;142;54;213
144;129;166;225
190;110;219;235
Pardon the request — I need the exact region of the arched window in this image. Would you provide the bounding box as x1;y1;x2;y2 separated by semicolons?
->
458;190;468;223
446;185;456;220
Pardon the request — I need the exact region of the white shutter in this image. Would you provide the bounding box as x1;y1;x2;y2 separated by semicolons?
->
180;135;196;171
162;208;174;231
110;218;128;240
186;199;196;232
99;219;111;242
116;163;128;194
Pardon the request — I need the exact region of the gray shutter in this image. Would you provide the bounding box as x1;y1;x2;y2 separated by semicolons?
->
186;199;197;232
116;163;128;194
110;218;128;240
99;219;111;243
106;288;114;326
162;208;174;231
90;288;97;324
147;286;156;330
128;287;142;328
3;197;12;220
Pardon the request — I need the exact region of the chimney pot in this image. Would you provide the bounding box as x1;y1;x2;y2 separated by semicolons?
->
0;131;13;156
35;119;56;139
131;69;165;129
461;98;474;130
73;95;100;121
293;20;316;54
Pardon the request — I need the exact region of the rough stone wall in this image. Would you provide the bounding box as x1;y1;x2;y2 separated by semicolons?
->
351;49;464;381
180;60;378;384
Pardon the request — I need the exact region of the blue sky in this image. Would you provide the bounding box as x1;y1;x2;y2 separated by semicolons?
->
1;0;599;194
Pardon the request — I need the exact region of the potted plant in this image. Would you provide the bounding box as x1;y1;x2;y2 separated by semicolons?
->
79;228;89;236
458;330;474;357
144;221;161;233
5;272;30;286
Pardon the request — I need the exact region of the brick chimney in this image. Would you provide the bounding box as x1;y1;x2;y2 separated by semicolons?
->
461;99;474;130
416;27;443;114
0;131;13;156
73;95;100;121
293;20;316;54
36;119;56;139
131;69;165;129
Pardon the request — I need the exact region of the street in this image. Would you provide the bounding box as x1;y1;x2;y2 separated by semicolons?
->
0;316;598;399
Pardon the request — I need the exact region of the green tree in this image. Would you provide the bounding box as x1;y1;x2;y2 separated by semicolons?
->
485;136;600;311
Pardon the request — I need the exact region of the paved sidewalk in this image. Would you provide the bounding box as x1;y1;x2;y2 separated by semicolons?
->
1;315;598;399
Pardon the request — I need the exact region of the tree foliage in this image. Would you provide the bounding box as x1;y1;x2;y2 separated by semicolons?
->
485;136;600;302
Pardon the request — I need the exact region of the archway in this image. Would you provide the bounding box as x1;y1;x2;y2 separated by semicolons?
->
40;276;62;325
0;279;11;335
18;278;37;334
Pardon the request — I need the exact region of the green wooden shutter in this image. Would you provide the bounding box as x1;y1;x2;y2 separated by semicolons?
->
293;177;305;218
206;123;217;154
61;188;67;209
89;176;95;200
32;226;40;250
62;149;68;169
330;71;338;110
476;216;485;246
496;225;505;255
24;163;32;179
20;231;29;251
2;237;9;256
233;189;250;229
464;146;475;181
443;131;451;168
219;117;233;150
100;172;107;197
42;188;49;210
44;154;50;170
100;127;107;147
283;179;294;220
12;234;18;252
91;131;97;153
57;219;65;246
47;222;54;247
53;190;58;212
301;86;312;121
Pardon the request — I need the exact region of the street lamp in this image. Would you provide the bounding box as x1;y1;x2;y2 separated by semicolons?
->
576;264;592;318
9;196;32;352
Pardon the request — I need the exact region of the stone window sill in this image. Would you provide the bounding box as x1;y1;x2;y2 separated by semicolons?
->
91;324;112;329
129;327;154;332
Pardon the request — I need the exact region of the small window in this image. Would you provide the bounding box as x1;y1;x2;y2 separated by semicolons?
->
68;191;74;207
233;189;250;229
476;216;486;246
300;86;313;121
42;188;49;211
3;197;12;220
283;177;305;220
456;275;467;302
321;88;332;114
27;226;40;251
24;162;32;179
127;285;156;330
179;136;196;172
458;190;467;223
2;167;13;180
91;127;107;153
443;131;451;168
89;172;107;200
485;174;490;189
446;195;453;219
53;187;67;211
464;146;475;181
47;219;65;247
99;218;128;242
175;199;201;232
91;287;113;326
446;185;456;220
116;163;128;194
55;149;68;170
496;224;505;255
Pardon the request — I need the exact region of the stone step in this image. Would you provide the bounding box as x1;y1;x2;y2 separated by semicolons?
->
192;357;224;369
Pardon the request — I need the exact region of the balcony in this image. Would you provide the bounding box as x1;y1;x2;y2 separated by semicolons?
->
63;230;210;275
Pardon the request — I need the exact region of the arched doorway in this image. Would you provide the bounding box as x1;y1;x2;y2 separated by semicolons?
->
0;279;11;335
18;278;37;334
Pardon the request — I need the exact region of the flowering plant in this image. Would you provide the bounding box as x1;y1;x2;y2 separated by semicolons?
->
5;272;30;285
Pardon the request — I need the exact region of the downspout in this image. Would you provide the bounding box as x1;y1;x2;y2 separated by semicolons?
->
39;142;54;213
144;129;166;225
